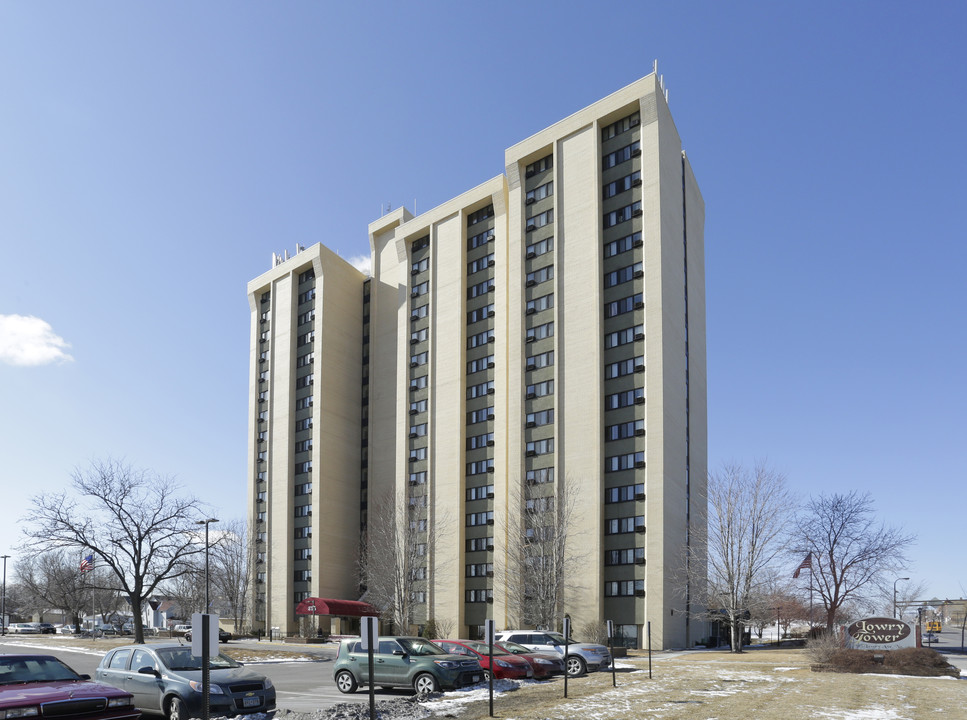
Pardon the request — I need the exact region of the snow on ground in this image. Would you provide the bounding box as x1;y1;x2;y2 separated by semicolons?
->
422;677;532;715
810;707;910;720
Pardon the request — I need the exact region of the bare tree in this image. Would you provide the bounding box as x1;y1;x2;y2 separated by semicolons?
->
209;519;252;633
162;561;206;620
502;475;586;630
20;458;207;643
698;463;794;652
15;550;92;630
793;491;914;629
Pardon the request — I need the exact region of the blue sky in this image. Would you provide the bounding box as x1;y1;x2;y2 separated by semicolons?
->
1;2;963;605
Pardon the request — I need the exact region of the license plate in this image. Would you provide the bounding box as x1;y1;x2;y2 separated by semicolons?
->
472;675;481;682
242;697;261;708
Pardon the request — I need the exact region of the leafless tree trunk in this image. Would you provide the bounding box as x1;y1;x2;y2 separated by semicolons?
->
502;474;585;630
793;491;914;629
20;458;206;643
697;463;794;652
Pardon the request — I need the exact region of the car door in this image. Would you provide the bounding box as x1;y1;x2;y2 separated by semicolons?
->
125;647;164;712
374;639;410;686
97;647;134;693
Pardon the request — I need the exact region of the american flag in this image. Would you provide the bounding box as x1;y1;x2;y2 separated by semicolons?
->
79;554;94;573
792;553;812;579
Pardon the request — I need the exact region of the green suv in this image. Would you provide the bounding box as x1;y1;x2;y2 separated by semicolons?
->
333;636;483;694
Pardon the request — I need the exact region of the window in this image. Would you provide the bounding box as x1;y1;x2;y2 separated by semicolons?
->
604;262;643;288
467;458;494;475
467;380;494;399
605;579;645;597
605;483;645;503
412;235;430;251
411;328;428;343
604;231;642;258
467;511;494;526
410;591;426;603
409;519;428;532
525;181;553;203
411;280;429;297
409;423;427;437
468;253;495;275
526;321;554;342
295;439;312;453
299;268;316;283
526;467;554;484
411;304;429;320
526;409;554;427
468;304;495;324
605;356;645;379
526;236;554;258
467;355;495;374
296;373;314;388
468;228;495;250
410;447;427;462
467;205;494;226
525;154;553;176
295;417;312;431
466;432;494;450
526;209;553;231
605;547;645;565
605;387;645;409
256;491;266;503
297;310;315;325
466;589;494;603
604;293;643;318
466;563;493;577
295;481;313;495
606;420;645;441
467;406;494;425
410;351;428;367
410;375;428;390
605;515;646;534
468;329;494;349
294;570;312;582
526;350;554;370
298;288;315;304
294;591;309;603
526;265;554;286
294;504;312;518
295;526;312;539
526;293;553;314
466;537;493;552
261;291;271;304
297;331;314;346
605;452;646;473
468;278;495;299
604;325;644;349
526;379;554;398
295;460;312;474
410;567;426;580
409;494;428;508
297;352;314;367
604;202;643;229
602;112;640;141
296;395;313;410
295;548;312;560
466;485;494;501
526;438;554;455
409;471;427;485
526;497;554;513
410;399;427;414
603;171;641;199
412;257;429;274
602;141;641;170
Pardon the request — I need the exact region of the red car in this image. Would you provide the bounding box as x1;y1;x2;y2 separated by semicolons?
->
0;653;140;720
495;640;566;679
434;640;533;681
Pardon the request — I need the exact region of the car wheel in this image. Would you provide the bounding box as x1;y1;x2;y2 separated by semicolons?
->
166;696;186;720
184;632;191;641
335;670;358;694
413;672;438;694
566;655;587;677
482;670;492;682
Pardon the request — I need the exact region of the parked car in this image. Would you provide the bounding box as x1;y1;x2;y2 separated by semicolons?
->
184;628;232;643
333;636;483;694
6;623;39;634
34;622;57;634
172;625;191;635
434;639;533;681
95;643;275;720
0;653;140;720
493;630;612;677
495;640;566;679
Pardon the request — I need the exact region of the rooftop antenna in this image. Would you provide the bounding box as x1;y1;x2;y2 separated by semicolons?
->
653;58;658;75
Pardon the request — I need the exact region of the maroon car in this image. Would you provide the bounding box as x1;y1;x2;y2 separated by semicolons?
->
0;654;140;720
495;641;566;679
434;640;533;681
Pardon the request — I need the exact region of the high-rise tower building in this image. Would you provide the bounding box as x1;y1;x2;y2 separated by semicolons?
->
247;72;706;649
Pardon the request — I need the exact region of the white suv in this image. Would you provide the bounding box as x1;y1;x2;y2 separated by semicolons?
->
494;630;611;677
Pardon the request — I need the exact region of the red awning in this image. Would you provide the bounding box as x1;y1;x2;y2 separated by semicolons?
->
294;597;379;617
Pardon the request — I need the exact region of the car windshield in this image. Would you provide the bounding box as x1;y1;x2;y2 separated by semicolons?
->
497;641;530;654
464;641;509;656
157;648;240;671
545;632;575;644
397;638;446;656
0;657;82;685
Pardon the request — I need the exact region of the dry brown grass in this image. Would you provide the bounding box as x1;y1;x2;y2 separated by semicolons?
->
432;648;966;720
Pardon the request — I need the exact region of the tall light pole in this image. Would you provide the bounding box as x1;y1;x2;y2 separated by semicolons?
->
893;576;910;619
196;519;219;611
1;555;9;636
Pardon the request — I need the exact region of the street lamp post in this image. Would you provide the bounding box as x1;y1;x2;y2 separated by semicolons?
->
893;577;910;619
1;555;9;636
196;519;219;611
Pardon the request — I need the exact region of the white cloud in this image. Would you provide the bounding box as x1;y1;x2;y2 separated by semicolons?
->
0;314;74;366
347;254;372;277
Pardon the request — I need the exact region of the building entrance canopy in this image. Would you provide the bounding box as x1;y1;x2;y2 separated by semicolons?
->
294;597;379;618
